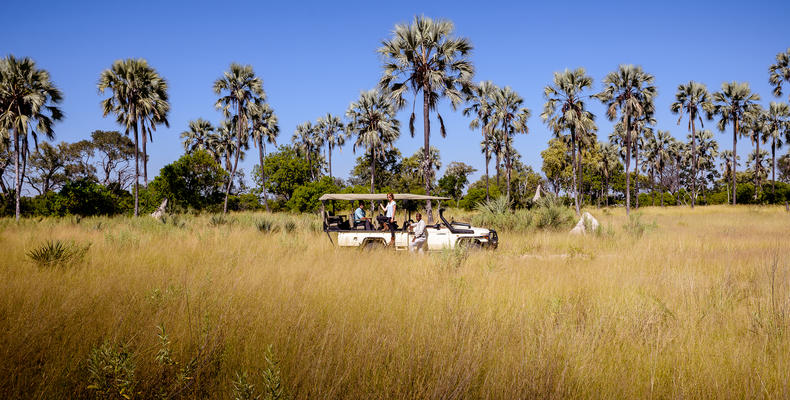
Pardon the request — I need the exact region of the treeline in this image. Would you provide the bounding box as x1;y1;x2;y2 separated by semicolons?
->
3;18;790;219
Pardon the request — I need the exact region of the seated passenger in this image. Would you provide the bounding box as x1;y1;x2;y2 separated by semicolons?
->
353;201;372;230
408;212;427;252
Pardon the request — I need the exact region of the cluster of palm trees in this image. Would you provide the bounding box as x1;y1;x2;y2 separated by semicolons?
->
3;21;790;221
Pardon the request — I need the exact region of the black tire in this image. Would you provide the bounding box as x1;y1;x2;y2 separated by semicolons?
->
456;238;482;250
362;240;385;251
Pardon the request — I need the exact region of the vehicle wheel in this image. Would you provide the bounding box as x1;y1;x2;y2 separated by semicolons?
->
362;240;385;251
456;238;482;250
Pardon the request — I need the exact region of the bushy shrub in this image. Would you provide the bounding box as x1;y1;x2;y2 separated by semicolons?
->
26;240;90;268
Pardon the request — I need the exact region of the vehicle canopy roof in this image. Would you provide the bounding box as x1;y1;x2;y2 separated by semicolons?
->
318;193;450;201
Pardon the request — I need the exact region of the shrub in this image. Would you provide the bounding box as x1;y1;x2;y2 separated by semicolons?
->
26;240;90;268
256;218;279;233
209;215;229;227
86;342;137;400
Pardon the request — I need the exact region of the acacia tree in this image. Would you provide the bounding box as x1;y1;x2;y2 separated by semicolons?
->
670;81;714;208
90;130;135;187
250;102;279;212
214;63;264;214
764;102;789;197
542;68;596;215
346;89;400;211
595;65;656;216
463;81;498;201
712;81;760;205
493;86;530;200
378;15;474;222
769;48;790;101
316;113;345;179
99;58;168;216
181;119;214;154
0;56;64;220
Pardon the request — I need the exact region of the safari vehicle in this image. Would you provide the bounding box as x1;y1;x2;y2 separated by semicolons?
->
319;193;498;251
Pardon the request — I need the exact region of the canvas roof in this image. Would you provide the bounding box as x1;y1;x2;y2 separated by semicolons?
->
318;193;451;201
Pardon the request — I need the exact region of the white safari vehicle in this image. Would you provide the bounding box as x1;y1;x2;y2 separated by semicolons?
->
319;193;498;251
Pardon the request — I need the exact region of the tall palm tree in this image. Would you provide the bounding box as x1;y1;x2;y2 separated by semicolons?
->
598;142;620;207
99;58;169;216
743;106;768;200
181;118;214;154
292;121;320;181
693;129;720;203
631;109;655;209
654;130;673;207
0;55;63;221
346;89;400;207
213;63;264;214
670;81;713;208
541;68;597;216
250;102;279;212
712;81;760;205
139;82;169;186
642;129;659;205
719;150;739;203
595;65;656;216
769;48;790;101
463;81;498;201
492;86;530;199
316;113;345;179
764;101;789;196
210;119;240;171
378;15;474;222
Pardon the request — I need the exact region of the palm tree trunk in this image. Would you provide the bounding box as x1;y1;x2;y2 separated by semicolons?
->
772;138;776;198
422;86;433;223
691;118;697;208
132;118;140;217
142;124;148;186
370;147;375;216
635;136;640;209
754;136;761;201
484;139;490;202
258;136;269;212
732;119;738;206
625;115;632;216
577;137;583;213
660;169;664;207
223;103;243;214
13;127;20;221
571;129;580;216
505;126;512;200
328;143;333;179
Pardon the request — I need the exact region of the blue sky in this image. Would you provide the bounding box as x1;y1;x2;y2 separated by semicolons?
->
3;0;789;189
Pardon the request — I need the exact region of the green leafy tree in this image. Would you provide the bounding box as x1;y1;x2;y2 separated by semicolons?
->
378;15;474;221
90;130;136;187
345;89;400;206
316;113;345;179
492;86;530;200
213;63;265;213
463;81;498;201
769;48;790;101
147;150;228;211
260;145;311;200
542;68;596;215
349;149;403;190
250;102;279;212
0;55;64;220
541;138;572;196
287;176;340;212
712;81;761;205
98;58;169;216
595;65;656;215
670;81;713;207
437;161;476;206
181;119;214;155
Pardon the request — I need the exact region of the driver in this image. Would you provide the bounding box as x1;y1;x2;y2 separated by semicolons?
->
408;213;427;252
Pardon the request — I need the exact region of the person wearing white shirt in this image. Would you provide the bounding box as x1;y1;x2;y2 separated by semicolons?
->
408;213;427;252
379;193;397;246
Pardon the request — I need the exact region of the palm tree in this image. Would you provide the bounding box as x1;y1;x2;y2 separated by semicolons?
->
463;81;498;201
598;142;620;207
712;81;760;205
719;150;739;203
654;130;673;207
642;129;659;205
316;113;345;179
693;129;720;203
764;101;789;196
292;121;320;181
378;15;474;222
541;68;597;216
670;81;714;208
769;48;790;101
250;102;279;212
346;89;400;207
181;118;214;154
743;106;768;200
210;119;239;171
492;86;530;199
99;58;168;216
0;55;63;221
595;65;656;216
631;109;655;209
214;63;265;214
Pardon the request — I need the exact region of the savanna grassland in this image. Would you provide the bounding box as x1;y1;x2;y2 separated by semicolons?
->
1;206;789;399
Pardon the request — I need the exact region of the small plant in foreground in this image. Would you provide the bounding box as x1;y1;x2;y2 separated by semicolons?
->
27;240;90;268
624;213;656;238
283;221;296;233
256;219;279;233
209;214;229;227
231;345;287;400
86;342;137;400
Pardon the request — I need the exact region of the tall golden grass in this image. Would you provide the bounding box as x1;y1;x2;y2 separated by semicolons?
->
0;206;788;398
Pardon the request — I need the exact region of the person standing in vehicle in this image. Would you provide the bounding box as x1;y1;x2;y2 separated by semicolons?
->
409;212;427;252
379;193;396;246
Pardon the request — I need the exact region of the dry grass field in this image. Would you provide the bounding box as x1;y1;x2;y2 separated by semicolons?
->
1;206;789;399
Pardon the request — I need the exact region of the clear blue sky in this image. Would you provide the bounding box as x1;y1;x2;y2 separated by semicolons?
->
3;0;789;189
